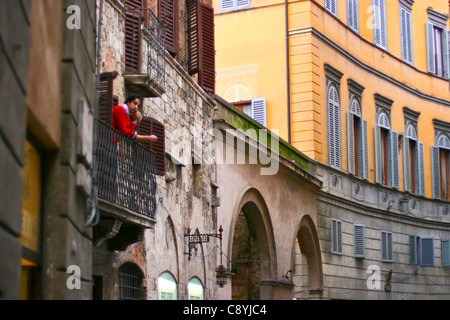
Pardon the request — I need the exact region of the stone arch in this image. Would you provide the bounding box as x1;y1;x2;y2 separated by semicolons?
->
292;214;323;297
228;187;277;300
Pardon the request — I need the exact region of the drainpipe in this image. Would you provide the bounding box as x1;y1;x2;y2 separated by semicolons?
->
86;0;104;227
285;0;291;144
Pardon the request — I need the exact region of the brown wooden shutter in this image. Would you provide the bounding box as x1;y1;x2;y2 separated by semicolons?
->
187;0;200;74
98;71;119;125
138;117;166;176
159;0;179;55
124;0;143;74
187;0;215;93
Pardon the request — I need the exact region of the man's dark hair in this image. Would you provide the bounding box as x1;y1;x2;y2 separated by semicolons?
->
124;94;143;105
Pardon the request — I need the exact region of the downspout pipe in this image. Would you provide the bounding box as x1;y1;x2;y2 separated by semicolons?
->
86;0;104;227
285;0;291;144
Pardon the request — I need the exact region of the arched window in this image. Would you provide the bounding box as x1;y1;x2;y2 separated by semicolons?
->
188;277;204;300
118;262;144;300
432;133;450;200
158;272;177;300
347;97;368;179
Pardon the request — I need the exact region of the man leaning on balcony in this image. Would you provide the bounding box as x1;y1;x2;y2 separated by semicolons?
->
113;94;158;143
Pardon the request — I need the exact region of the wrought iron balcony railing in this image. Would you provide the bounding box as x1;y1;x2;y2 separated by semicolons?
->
94;119;157;219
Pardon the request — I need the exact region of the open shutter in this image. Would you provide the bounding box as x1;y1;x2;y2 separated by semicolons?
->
443;30;449;79
159;0;179;55
354;224;365;258
442;240;450;267
138;117;166;176
374;124;382;184
426;22;436;74
252;98;267;127
124;0;143;74
432;146;441;199
421;238;434;266
409;235;418;264
362;119;369;180
418;142;425;196
198;3;215;93
391;130;400;189
187;0;200;74
403;136;412;193
328;86;341;169
347;111;356;175
98;72;119;125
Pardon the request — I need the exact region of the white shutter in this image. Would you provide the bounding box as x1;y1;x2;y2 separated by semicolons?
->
328;86;341;169
251;98;266;127
403;136;412;193
348;0;359;32
362;119;369;180
325;0;337;15
391;130;400;189
426;22;436;74
400;8;413;64
221;0;235;11
354;224;365;258
431;146;441;199
347;111;356;175
236;0;250;9
374;124;383;184
373;0;387;49
418;142;425;196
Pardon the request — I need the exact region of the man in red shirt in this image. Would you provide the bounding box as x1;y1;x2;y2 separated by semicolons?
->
112;94;158;143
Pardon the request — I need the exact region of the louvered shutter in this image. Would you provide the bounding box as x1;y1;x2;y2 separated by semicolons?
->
328;85;341;169
443;30;449;79
381;231;393;261
124;0;143;74
409;235;418;264
347;0;359;32
325;0;337;15
404;136;412;193
252;98;266;127
221;0;234;11
198;3;215;93
159;0;179;55
236;0;250;9
187;0;200;74
431;146;441;199
138;117;166;176
442;240;450;267
400;8;413;64
332;219;342;254
362;119;369;180
374;124;383;184
418;142;425;196
426;22;436;74
354;224;365;258
98;72;119;125
347;111;355;175
391;130;400;189
421;238;434;266
373;0;387;49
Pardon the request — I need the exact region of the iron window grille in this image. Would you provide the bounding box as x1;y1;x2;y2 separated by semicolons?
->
118;262;145;300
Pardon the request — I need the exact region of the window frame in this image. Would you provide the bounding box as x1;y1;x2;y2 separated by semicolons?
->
426;8;449;78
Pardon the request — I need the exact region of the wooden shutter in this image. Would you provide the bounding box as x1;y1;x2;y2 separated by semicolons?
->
347;0;359;32
409;235;418;264
390;130;400;189
418;142;425;196
442;240;450;267
374;124;383;184
332;219;342;254
426;22;436;74
362;119;369;180
347;111;356;175
124;0;143;74
98;72;119;125
328;85;341;169
252;98;266;127
403;136;412;192
400;7;413;64
432;146;441;199
187;0;200;74
421;238;434;266
159;0;179;55
198;3;215;93
354;224;365;258
138;117;166;176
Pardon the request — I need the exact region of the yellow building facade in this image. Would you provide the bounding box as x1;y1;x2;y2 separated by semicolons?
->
215;0;450;200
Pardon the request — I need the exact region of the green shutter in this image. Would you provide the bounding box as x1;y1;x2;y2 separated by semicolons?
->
432;146;441;199
347;111;356;175
403;137;412;193
391;130;400;189
354;224;365;258
362;119;369;180
374;124;382;184
421;238;434;266
409;235;418;264
418;142;425;196
442;240;450;267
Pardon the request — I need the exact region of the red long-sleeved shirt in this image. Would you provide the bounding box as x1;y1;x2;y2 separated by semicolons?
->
112;105;137;139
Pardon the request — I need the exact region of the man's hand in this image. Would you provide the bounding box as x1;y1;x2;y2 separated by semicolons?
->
131;110;141;123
